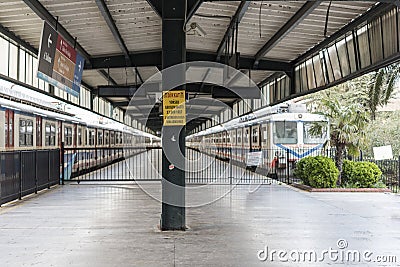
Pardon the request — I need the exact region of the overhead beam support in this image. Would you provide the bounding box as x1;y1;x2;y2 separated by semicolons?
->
95;0;143;83
97;85;137;97
147;0;202;21
22;0;91;64
216;1;250;60
98;70;118;86
146;0;162;17
87;50;292;72
253;1;320;67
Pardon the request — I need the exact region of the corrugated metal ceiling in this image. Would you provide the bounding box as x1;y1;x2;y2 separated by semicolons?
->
0;0;384;100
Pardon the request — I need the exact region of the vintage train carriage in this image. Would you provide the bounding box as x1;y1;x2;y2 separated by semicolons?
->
187;103;329;171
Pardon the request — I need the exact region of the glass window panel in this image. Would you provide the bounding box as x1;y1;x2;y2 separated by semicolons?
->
306;59;316;89
313;55;325;87
300;63;308;91
346;34;357;73
337;39;350;77
9;43;18;79
368;19;383;64
32;58;39;88
273;121;298;144
19;49;26;83
0;38;9;75
322;49;334;83
382;9;397;58
327;44;341;80
357;25;371;68
295;66;301;93
303;122;328;144
26;53;33;85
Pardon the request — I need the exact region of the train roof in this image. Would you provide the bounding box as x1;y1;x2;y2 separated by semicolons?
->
0;96;160;139
188;103;328;138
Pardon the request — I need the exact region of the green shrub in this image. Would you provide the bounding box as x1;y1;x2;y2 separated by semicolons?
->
293;156;314;186
294;156;339;188
342;160;356;184
343;161;382;188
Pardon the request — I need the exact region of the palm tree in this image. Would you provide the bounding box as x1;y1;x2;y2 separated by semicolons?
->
309;89;370;185
367;65;400;120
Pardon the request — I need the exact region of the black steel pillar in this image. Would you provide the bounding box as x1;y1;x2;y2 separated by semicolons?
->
160;0;186;230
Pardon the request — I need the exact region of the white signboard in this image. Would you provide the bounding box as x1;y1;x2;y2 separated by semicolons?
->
373;145;393;160
246;151;262;167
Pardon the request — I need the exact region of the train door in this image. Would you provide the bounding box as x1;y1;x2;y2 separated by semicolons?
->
5;109;14;148
36;116;42;147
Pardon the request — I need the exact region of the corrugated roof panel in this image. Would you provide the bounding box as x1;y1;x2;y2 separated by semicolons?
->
106;0;161;52
187;1;240;53
82;69;109;87
39;0;122;56
265;1;376;61
0;0;43;49
237;1;306;57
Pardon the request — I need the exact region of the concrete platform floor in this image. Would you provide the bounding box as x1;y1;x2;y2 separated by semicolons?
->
1;182;400;266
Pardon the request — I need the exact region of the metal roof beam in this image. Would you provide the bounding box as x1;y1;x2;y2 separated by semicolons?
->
216;1;250;60
22;0;91;64
95;0;143;83
253;1;320;67
146;0;202;21
146;0;162;17
97;85;137;97
98;70;118;86
87;50;292;72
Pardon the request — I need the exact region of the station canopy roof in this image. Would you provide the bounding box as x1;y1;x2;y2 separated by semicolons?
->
0;1;398;132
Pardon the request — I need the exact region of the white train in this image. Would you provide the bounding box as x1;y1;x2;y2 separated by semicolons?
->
187;103;329;172
0;95;160;179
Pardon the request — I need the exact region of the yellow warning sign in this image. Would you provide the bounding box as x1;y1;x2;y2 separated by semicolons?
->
163;90;186;126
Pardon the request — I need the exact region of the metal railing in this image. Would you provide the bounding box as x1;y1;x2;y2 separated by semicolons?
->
62;146;161;182
0;149;60;205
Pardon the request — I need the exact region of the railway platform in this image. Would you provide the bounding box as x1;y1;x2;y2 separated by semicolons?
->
1;155;400;266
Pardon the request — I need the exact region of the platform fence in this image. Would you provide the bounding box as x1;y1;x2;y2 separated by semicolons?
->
0;149;60;205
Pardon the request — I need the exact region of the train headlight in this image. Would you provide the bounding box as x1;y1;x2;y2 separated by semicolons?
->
298;114;303;119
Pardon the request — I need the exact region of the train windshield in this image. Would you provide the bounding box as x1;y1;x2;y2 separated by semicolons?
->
273;121;298;144
303;121;328;144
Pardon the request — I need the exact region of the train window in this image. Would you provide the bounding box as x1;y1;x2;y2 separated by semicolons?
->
303;122;328;144
273;121;297;144
105;132;109;145
64;127;73;146
244;129;249;144
261;126;267;143
19;119;34;146
78;129;83;146
88;130;95;146
252;128;258;143
45;123;56;146
97;131;103;145
110;132;115;145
